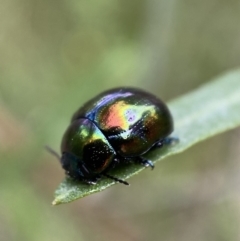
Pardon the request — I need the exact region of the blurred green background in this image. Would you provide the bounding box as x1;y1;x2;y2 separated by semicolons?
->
1;0;240;240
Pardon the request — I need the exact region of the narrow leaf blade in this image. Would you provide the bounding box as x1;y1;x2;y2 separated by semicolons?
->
53;69;240;205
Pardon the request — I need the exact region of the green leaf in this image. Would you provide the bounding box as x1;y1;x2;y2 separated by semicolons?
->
53;69;240;205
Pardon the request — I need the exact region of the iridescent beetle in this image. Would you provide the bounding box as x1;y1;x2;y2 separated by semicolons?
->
47;87;175;185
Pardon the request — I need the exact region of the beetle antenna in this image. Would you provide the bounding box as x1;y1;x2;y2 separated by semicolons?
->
102;173;129;185
45;145;61;162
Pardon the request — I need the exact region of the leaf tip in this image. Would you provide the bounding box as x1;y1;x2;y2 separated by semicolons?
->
52;200;58;206
52;199;59;206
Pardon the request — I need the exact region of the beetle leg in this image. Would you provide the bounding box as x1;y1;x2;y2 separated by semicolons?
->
137;157;154;170
113;157;120;164
102;173;129;185
164;137;179;145
106;156;121;170
155;140;164;148
80;175;101;185
155;137;179;148
84;177;100;185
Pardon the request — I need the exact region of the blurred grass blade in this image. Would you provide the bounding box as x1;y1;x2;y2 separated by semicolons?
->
53;69;240;205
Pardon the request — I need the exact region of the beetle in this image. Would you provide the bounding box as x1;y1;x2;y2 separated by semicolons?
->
48;87;175;185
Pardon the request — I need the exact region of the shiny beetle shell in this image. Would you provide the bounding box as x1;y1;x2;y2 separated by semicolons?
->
60;87;174;184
